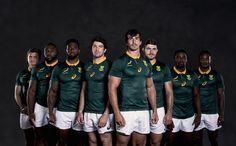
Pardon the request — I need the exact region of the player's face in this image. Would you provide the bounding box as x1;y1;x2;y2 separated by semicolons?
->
127;34;142;51
44;45;57;62
175;52;187;69
27;52;39;67
66;42;79;60
144;44;158;60
92;41;106;58
199;53;211;69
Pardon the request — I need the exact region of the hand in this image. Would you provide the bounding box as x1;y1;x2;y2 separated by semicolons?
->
163;112;172;126
151;110;159;124
217;115;224;126
20;106;28;115
193;114;201;129
166;120;175;131
77;112;84;124
115;112;125;127
98;113;109;128
49;112;56;125
28;113;36;127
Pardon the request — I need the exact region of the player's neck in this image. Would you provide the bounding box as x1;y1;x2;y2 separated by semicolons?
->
66;58;79;66
199;66;211;74
93;56;106;64
150;58;156;65
45;59;58;67
173;66;186;74
126;49;140;59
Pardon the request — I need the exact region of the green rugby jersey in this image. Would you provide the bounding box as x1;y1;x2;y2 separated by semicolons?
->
84;58;111;114
152;60;172;108
51;60;84;112
15;68;31;105
195;68;225;114
171;67;199;119
31;60;59;107
109;52;152;111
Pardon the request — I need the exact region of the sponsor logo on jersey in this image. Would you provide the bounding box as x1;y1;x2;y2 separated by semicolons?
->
138;67;142;72
127;60;132;66
181;81;186;87
71;74;77;79
90;72;95;77
86;65;93;71
39;67;45;72
63;68;69;74
202;81;207;86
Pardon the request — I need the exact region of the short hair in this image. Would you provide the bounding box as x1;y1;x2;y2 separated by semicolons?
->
125;29;142;43
174;49;187;58
91;36;108;49
144;39;158;46
66;38;80;48
27;48;41;60
199;50;211;58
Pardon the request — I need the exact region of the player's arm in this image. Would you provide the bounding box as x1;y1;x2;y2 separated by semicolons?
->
146;77;158;124
193;86;201;129
108;75;125;126
164;81;174;125
27;80;37;125
217;87;225;126
14;85;27;114
77;81;86;124
47;80;59;124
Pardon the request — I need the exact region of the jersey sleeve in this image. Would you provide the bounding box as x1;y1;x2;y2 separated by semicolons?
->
30;67;37;80
146;60;153;78
51;65;60;81
163;65;172;82
15;71;22;85
109;59;124;78
192;71;200;87
216;73;225;89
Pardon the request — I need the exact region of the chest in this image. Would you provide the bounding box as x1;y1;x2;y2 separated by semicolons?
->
85;64;108;82
124;59;150;77
172;74;195;87
59;66;82;82
36;67;53;81
198;74;218;87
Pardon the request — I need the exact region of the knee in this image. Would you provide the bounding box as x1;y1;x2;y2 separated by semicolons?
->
100;133;112;143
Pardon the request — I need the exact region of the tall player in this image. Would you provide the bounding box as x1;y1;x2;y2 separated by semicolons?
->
15;48;41;146
193;50;225;146
108;29;158;146
27;43;59;146
143;39;173;146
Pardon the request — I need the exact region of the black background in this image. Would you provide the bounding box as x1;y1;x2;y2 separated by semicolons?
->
0;0;235;145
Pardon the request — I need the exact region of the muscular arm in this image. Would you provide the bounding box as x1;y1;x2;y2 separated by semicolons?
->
164;81;174;125
47;80;59;115
146;77;158;124
217;88;225;126
27;80;37;117
193;86;201;129
108;75;125;126
14;85;26;113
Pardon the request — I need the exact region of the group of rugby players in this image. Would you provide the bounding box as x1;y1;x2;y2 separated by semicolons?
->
15;29;225;146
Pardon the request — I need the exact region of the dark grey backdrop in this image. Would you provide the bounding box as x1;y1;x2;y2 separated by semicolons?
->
0;0;235;145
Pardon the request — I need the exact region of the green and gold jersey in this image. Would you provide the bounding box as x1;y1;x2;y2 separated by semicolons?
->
31;60;59;107
84;58;111;114
109;52;152;111
51;60;84;112
171;67;199;119
195;68;225;114
152;60;172;108
15;68;31;106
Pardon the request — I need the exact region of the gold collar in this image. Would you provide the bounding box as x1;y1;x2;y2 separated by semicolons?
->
93;56;106;64
45;59;58;67
66;59;79;66
126;51;140;59
198;67;211;74
173;66;186;74
150;59;156;65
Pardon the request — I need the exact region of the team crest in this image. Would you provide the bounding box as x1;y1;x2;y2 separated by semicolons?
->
187;75;191;80
181;81;186;87
156;66;161;71
71;74;77;79
99;66;104;71
173;76;178;80
63;68;69;74
143;60;148;66
209;75;214;80
78;67;82;73
138;67;142;72
39;67;45;72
